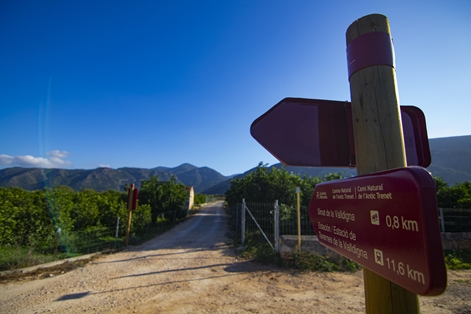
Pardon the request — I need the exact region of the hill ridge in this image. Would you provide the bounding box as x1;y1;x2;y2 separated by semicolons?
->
0;164;229;193
1;136;470;194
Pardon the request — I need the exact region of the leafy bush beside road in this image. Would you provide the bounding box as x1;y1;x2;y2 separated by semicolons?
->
225;162;343;208
0;176;191;271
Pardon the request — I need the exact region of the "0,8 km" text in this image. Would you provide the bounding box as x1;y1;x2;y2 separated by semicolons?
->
385;215;419;232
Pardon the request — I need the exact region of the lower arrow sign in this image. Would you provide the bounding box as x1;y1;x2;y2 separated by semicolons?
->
308;166;446;296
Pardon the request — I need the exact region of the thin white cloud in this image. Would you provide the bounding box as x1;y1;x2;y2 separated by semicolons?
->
98;164;112;168
47;150;69;159
0;151;72;168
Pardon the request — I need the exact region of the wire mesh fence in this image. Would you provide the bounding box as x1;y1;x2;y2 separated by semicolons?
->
227;201;316;250
70;224;174;253
244;202;276;248
1;207;198;271
439;208;471;233
34;208;192;256
13;203;470;262
54;226;118;255
39;224;148;256
279;204;316;236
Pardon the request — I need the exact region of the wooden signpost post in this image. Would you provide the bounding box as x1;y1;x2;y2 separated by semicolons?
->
125;183;138;247
250;13;447;313
346;14;419;313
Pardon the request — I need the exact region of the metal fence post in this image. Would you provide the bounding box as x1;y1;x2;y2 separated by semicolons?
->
439;208;445;233
114;217;120;249
241;199;246;245
235;203;239;235
274;200;279;252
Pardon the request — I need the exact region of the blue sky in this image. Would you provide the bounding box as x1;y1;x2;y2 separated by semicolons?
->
1;1;470;176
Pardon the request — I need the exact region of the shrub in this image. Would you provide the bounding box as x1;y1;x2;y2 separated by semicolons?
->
445;250;471;270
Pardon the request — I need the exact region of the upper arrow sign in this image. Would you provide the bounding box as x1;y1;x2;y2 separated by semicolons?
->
250;98;353;167
250;98;431;168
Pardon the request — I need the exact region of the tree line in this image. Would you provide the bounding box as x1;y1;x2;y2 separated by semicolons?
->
2;165;469;250
225;163;471;209
0;175;191;249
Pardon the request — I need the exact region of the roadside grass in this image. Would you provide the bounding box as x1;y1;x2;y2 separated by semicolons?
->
0;210;198;272
444;250;471;270
0;230;164;272
235;242;471;272
0;247;73;272
233;238;361;272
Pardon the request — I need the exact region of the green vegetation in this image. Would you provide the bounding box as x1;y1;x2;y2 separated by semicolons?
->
341;257;363;272
194;193;206;205
435;178;471;209
237;243;360;272
444;250;471;270
0;176;191;271
239;242;284;266
0;247;72;271
227;164;471;210
290;251;340;272
2;162;471;273
225;162;343;208
140;176;189;223
226;164;360;272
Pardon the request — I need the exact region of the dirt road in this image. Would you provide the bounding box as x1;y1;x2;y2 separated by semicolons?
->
1;202;470;313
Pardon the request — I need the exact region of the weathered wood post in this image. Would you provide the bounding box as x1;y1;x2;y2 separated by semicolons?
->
125;183;135;247
346;14;420;313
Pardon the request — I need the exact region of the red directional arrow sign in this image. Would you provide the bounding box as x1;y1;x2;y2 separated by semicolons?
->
250;98;353;167
250;98;431;168
308;166;446;296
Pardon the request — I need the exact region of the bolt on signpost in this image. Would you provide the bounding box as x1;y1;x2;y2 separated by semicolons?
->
125;183;138;247
250;13;446;314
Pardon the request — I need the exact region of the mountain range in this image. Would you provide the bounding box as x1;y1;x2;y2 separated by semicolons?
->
0;164;230;194
1;135;470;194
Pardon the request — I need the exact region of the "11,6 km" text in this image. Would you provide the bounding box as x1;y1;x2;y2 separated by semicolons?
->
386;258;425;284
